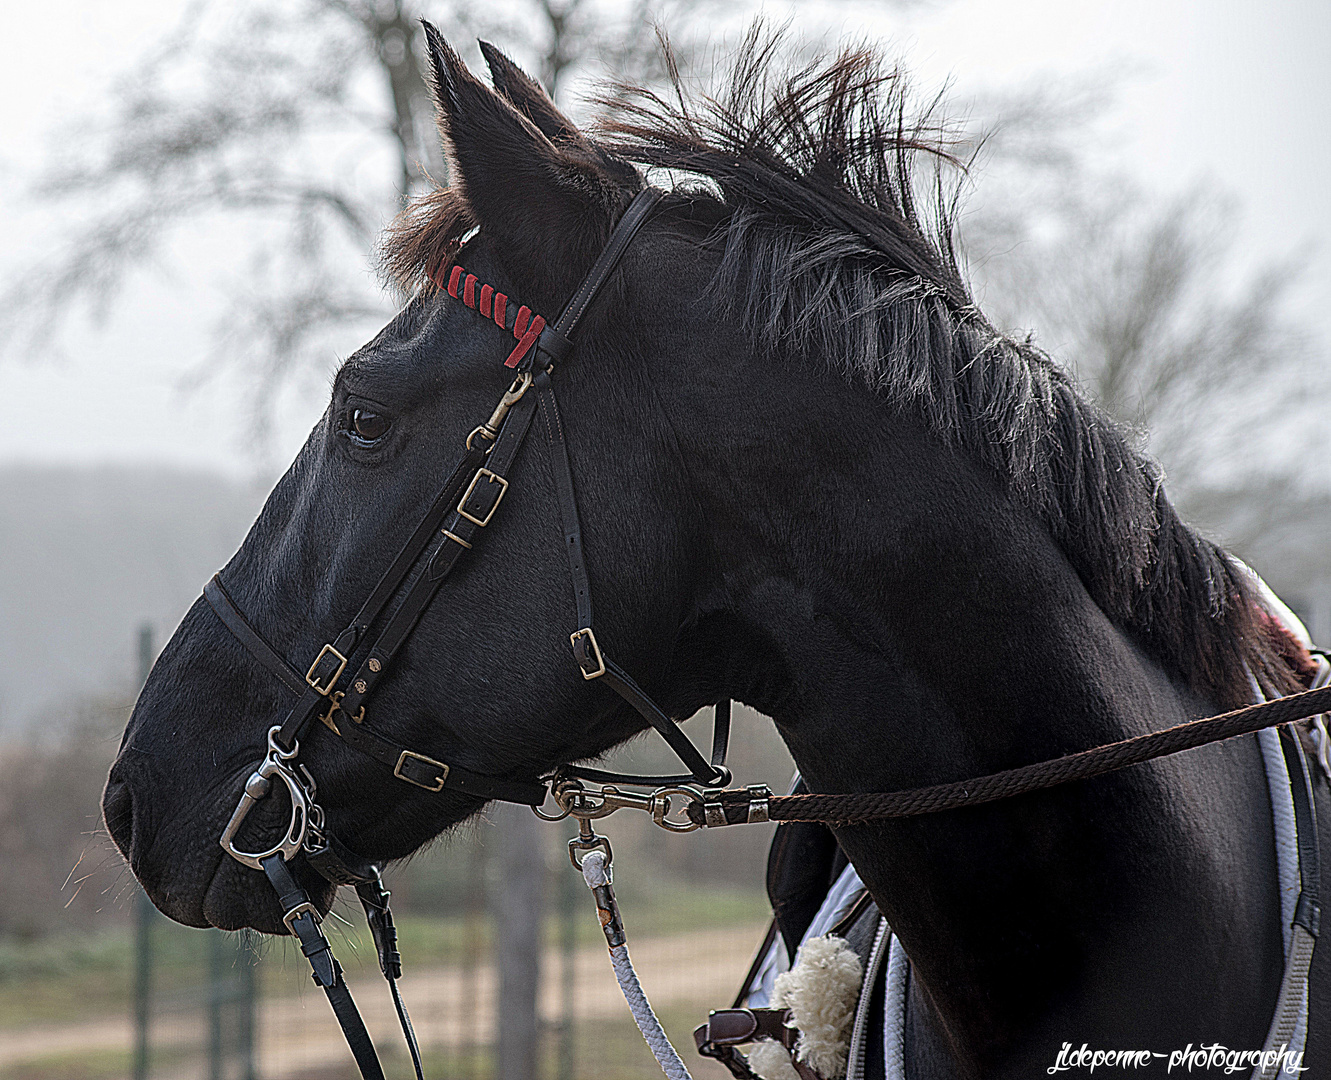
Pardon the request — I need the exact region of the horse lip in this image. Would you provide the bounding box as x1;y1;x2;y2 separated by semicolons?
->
202;847;334;934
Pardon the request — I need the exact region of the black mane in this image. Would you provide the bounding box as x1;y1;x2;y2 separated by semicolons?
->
598;29;1293;708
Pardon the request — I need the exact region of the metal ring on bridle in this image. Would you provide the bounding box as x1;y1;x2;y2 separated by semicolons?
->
649;786;706;833
531;785;573;821
219;725;320;871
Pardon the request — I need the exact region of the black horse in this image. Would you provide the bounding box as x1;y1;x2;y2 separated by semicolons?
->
103;27;1329;1078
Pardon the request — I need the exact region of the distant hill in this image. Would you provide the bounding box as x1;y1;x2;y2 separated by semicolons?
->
0;464;267;735
0;463;1326;739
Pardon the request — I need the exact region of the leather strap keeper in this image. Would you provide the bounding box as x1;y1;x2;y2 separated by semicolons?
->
694;1008;796;1052
536;323;574;366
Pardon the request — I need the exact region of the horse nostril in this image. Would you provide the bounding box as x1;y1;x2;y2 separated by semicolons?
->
102;776;136;860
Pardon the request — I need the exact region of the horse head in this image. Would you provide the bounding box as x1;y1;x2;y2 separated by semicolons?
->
102;30;753;933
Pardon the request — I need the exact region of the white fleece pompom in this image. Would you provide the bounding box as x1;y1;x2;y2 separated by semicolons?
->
770;935;863;1079
748;1037;803;1080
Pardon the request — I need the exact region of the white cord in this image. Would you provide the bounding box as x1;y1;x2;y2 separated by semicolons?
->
582;851;694;1080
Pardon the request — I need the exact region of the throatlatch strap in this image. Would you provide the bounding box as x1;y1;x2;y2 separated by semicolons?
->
564;698;733;787
534;369;727;788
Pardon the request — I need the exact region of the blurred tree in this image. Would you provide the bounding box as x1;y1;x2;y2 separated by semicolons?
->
0;701;129;937
958;83;1328;535
0;0;728;439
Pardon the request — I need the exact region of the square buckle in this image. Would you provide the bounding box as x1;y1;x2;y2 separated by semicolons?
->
457;468;508;527
282;900;321;934
570;627;606;679
394;750;450;792
305;644;347;696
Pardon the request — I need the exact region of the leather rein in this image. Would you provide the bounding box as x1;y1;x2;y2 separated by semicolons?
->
198;184;1327;1080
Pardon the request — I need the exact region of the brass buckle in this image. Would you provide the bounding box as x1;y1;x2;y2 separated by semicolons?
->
458;468;508;527
393;750;450;792
570;627;606;679
305;644;347;695
282;900;321;934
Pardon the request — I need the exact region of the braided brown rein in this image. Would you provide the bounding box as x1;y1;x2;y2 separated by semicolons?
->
690;683;1331;827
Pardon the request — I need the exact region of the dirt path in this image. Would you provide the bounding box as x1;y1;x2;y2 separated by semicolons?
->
0;922;766;1077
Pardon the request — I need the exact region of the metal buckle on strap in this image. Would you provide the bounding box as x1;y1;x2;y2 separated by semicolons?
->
305;643;347;695
458;467;508;527
282;900;321;934
570;627;606;679
393;750;450;792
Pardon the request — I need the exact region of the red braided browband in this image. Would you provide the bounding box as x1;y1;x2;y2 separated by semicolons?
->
435;264;547;369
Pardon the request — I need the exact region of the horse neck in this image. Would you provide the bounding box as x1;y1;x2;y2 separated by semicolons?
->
696;388;1284;1074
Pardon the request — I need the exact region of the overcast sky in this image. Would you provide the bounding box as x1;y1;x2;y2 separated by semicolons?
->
1;0;1326;481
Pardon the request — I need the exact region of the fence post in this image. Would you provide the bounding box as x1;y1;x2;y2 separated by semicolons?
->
239;930;258;1080
132;624;155;1080
557;825;577;1080
494;803;544;1080
462;838;486;1079
208;932;224;1080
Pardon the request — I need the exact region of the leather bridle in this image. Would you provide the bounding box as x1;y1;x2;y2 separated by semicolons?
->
202;186;732;1080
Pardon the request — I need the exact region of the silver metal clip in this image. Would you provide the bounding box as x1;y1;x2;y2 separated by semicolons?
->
219;726;319;871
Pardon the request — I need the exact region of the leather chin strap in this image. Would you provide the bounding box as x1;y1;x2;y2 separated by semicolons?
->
202;187;735;1080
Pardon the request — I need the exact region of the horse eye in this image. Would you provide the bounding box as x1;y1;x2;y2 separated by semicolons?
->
349;408;390;444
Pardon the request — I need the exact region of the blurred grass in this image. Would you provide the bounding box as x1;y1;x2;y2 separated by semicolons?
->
0;882;767;1029
276;1006;735;1080
0;1046;194;1079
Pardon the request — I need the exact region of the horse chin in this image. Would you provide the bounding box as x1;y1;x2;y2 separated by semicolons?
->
196;851;337;935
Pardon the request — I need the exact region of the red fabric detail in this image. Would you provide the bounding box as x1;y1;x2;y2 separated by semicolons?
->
439;271;547;368
504;313;546;368
1257;608;1319;686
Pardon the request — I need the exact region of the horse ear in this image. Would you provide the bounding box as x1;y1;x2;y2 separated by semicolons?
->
478;41;583;146
422;23;638;307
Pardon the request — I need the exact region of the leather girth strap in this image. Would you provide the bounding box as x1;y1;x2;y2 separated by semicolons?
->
694;1008;823;1080
1281;726;1322;940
